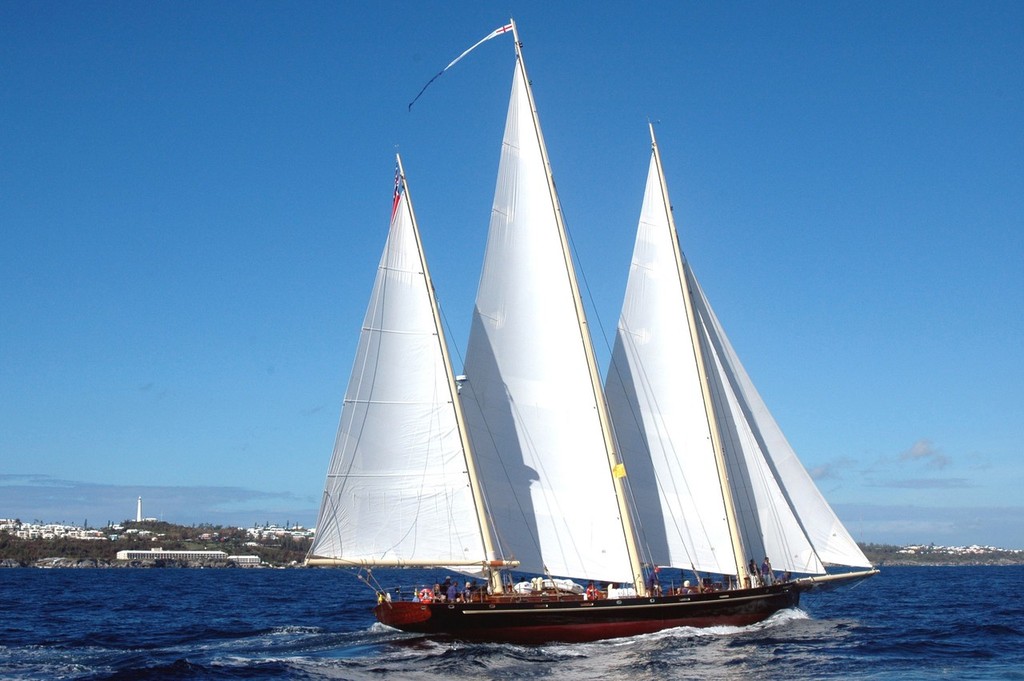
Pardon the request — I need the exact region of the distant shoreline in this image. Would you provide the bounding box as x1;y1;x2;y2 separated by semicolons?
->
0;558;296;569
4;557;1024;569
3;521;1022;569
867;560;1024;567
860;543;1024;567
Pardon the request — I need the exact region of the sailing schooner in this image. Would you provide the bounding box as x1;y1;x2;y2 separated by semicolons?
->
306;19;876;643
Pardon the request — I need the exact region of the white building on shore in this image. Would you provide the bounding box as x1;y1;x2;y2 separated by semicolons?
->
116;548;228;561
115;547;261;564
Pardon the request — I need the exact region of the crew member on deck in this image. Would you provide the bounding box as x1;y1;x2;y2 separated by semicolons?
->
446;578;458;602
646;567;662;596
761;557;774;586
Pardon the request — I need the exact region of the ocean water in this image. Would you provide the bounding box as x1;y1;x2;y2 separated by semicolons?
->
1;565;1021;680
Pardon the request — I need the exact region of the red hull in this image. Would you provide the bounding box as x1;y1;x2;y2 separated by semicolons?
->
375;582;800;643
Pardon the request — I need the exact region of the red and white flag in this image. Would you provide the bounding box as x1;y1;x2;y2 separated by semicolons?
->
390;163;404;222
408;22;515;110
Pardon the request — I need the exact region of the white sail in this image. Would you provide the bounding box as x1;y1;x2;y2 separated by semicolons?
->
310;162;487;567
694;296;825;575
460;62;635;583
607;137;872;578
690;271;873;570
605;154;736;576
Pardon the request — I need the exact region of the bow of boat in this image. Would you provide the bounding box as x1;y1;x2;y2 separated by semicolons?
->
794;568;880;592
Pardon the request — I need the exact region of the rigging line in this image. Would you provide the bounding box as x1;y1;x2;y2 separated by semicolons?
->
397;371;439;559
308;489;342;558
619;474;701;585
437;297;467;378
570;211;719;578
610;327;681;567
330;171;412;486
688;278;815;569
436;303;508;564
693;276;820;572
323;191;455;563
383;227;478;562
428;364;483;565
700;315;768;568
562;208;617;365
614;317;723;572
357;568;388;599
436;283;509;563
487;384;547;564
642;396;722;570
456;377;533;564
504;387;603;576
328;212;400;499
692;270;819;569
560;189;650;576
317;216;407;559
616;465;655;568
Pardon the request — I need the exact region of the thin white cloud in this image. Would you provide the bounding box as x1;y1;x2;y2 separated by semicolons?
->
808;464;836;480
808;456;859;481
872;477;971;489
0;475;318;528
900;438;950;469
833;502;1024;549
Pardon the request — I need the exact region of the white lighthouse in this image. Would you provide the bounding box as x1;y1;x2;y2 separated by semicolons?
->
136;496;142;522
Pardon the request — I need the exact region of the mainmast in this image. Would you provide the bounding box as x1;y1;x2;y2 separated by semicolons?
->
509;19;647;596
396;153;511;593
648;123;749;585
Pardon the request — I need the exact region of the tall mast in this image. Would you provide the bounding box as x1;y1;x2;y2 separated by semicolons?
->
648;124;749;584
396;153;512;592
509;19;647;596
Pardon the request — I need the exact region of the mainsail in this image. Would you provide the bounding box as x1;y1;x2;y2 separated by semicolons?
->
606;126;872;578
460;42;640;585
309;156;489;568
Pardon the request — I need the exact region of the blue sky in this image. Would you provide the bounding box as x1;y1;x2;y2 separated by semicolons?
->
2;2;1021;548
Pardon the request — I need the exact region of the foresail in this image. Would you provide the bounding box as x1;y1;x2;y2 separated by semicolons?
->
689;271;872;570
688;264;872;569
310;172;487;568
460;63;634;583
605;154;736;576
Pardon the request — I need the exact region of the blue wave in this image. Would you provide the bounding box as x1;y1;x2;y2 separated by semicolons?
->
1;565;1022;680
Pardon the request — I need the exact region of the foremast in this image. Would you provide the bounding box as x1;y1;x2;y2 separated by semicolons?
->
647;123;750;585
509;19;647;597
